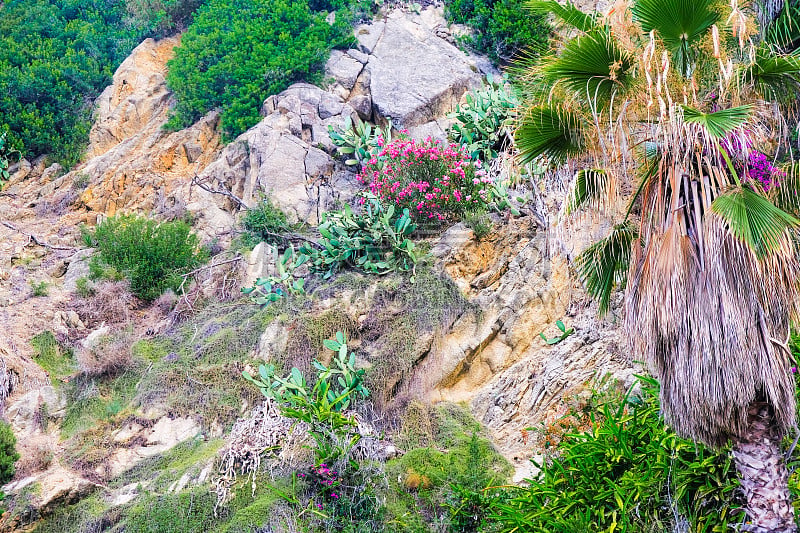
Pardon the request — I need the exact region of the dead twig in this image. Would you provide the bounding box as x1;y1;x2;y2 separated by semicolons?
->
179;255;244;279
1;221;77;251
191;175;249;209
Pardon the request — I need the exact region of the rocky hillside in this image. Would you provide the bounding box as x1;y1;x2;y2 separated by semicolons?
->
0;5;631;531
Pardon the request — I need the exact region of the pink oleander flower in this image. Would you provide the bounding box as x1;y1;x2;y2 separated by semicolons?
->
357;137;493;224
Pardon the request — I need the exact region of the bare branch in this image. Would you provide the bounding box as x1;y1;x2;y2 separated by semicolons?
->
191;175;249;209
1;221;77;251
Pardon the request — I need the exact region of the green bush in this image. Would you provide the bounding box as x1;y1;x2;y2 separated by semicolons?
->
165;0;356;140
445;0;551;63
30;280;49;297
85;214;208;301
493;376;743;532
0;0;201;166
0;421;19;485
240;198;291;249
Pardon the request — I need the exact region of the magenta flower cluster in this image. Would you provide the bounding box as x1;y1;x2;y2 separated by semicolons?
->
745;150;785;190
305;463;341;509
357;136;493;223
720;133;785;190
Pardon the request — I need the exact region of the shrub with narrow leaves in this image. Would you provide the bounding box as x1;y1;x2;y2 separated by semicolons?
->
85;215;208;301
0;421;19;485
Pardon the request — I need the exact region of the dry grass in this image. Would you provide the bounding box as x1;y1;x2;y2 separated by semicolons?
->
76;330;135;377
283;307;358;376
71;280;136;328
14;436;55;478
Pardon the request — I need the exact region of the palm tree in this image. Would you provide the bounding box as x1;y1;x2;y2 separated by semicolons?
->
517;0;800;530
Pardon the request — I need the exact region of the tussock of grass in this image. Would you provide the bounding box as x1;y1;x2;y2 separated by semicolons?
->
30;331;76;383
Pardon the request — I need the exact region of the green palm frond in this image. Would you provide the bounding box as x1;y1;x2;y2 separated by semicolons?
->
741;47;800;104
625;152;661;220
632;0;719;77
764;1;800;50
526;0;598;32
681;105;753;138
564;168;613;216
575;222;637;315
773;161;800;217
516;105;585;165
540;30;634;108
711;186;799;258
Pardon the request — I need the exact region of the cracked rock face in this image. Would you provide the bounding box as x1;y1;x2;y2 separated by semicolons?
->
327;7;483;133
410;219;635;480
364;10;481;127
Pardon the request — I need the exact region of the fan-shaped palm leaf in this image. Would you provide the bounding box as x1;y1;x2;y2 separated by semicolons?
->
711;186;799;258
526;0;598;32
681;105;753;138
764;1;800;50
632;0;719;77
741;48;800;104
540;30;634;108
516;105;585;164
564;168;613;216
575;222;637;315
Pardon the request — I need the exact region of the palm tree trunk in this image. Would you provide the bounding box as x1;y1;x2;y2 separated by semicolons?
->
732;401;797;533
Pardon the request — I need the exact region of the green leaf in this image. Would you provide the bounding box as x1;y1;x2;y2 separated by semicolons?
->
526;0;598;32
711;187;799;259
632;0;719;77
323;339;340;351
565;168;613;216
575;222;637;315
540;30;634;107
741;47;800;104
516;106;585;165
681;105;753;138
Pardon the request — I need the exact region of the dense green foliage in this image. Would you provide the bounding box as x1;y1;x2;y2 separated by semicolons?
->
240;198;292;249
165;0;358;139
0;421;19;485
85;214;208;301
0;0;199;166
494;376;744;532
445;0;551;63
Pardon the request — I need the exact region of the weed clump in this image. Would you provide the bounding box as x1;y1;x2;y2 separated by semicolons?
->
239;199;292;249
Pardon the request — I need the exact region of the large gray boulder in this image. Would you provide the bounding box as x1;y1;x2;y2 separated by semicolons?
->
364;10;482;127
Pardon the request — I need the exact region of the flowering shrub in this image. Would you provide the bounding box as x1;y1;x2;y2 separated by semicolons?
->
300;463;342;511
358;137;493;225
746;150;785;190
720;133;785;190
